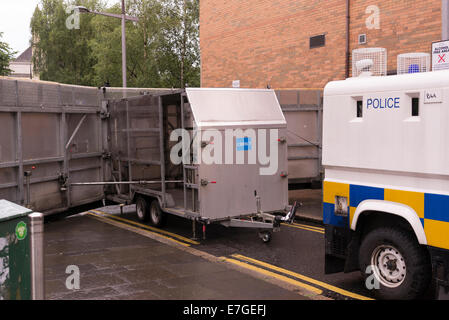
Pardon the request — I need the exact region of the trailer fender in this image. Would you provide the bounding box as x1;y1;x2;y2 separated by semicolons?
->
351;200;427;245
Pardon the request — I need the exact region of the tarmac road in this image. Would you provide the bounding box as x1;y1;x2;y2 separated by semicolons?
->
60;187;435;300
87;192;377;300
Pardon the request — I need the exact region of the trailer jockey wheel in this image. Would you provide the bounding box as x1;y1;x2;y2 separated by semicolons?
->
136;196;150;222
259;230;272;244
149;199;166;227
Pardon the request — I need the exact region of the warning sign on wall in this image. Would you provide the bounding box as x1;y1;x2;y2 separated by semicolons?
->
432;40;449;71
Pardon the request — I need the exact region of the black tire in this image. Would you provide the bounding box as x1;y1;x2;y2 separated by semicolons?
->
136;196;150;222
359;227;431;300
149;200;166;227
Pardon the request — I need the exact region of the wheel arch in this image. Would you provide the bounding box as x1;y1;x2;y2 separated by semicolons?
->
351;200;427;245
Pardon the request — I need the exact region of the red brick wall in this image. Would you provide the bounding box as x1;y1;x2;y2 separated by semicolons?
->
200;0;442;89
350;0;442;75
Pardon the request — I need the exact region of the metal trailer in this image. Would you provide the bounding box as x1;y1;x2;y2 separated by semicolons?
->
0;77;297;242
0;77;296;239
107;87;325;186
91;88;297;241
106;87;325;186
0;78;323;219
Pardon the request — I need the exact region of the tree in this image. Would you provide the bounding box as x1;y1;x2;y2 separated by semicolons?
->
31;0;200;88
31;0;104;86
90;0;166;88
0;32;16;76
158;0;200;88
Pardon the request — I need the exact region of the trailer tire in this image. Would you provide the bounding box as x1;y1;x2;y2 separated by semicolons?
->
149;200;166;227
136;196;150;222
359;227;431;300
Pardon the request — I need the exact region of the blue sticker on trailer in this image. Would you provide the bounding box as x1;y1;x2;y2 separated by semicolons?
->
236;137;252;151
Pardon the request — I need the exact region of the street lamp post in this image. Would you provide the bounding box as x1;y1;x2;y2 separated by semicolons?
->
76;3;139;88
121;0;127;88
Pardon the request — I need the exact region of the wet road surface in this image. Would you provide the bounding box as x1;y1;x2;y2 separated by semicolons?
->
45;186;436;300
87;205;375;300
44;215;310;300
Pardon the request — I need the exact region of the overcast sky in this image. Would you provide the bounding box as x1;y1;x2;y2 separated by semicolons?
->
0;0;119;57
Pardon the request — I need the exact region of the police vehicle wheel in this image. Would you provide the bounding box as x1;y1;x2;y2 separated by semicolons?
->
149;199;166;227
259;231;272;243
359;227;431;300
136;196;149;222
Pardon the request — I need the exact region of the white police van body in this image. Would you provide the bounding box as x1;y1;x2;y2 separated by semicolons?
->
323;70;449;299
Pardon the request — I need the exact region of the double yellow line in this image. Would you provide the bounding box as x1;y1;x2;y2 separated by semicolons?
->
88;209;371;300
88;209;200;246
224;254;373;300
282;222;325;234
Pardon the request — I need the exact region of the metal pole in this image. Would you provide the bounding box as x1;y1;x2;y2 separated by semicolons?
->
77;4;139;88
192;219;197;240
126;100;132;198
443;0;449;40
70;180;183;186
345;0;350;78
121;0;127;88
24;171;32;208
15;80;24;205
158;97;166;207
181;94;187;211
29;212;45;300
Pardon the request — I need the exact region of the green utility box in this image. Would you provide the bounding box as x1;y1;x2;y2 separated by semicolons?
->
0;200;32;300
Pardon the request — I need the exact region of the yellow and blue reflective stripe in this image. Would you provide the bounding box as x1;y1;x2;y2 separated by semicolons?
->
323;181;449;250
349;185;383;207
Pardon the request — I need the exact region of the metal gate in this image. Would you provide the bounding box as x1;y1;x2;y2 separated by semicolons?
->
0;78;105;214
0;78;324;216
275;89;323;184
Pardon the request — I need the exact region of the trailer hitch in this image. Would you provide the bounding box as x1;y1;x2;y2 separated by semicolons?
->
276;201;301;226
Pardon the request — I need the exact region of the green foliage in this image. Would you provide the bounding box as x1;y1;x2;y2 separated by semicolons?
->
31;0;200;88
158;0;200;88
31;0;105;85
0;32;16;76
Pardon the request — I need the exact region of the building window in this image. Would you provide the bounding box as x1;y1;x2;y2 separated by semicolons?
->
357;100;363;118
358;34;367;45
412;98;419;117
387;70;398;76
310;34;325;49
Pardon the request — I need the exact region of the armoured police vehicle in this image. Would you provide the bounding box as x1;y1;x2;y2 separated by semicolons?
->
323;69;449;299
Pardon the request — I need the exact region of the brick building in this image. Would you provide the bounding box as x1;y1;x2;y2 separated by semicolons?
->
200;0;445;89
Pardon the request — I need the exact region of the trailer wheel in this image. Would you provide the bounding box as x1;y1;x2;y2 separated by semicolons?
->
259;231;272;244
359;227;431;300
136;196;150;222
149;200;166;227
